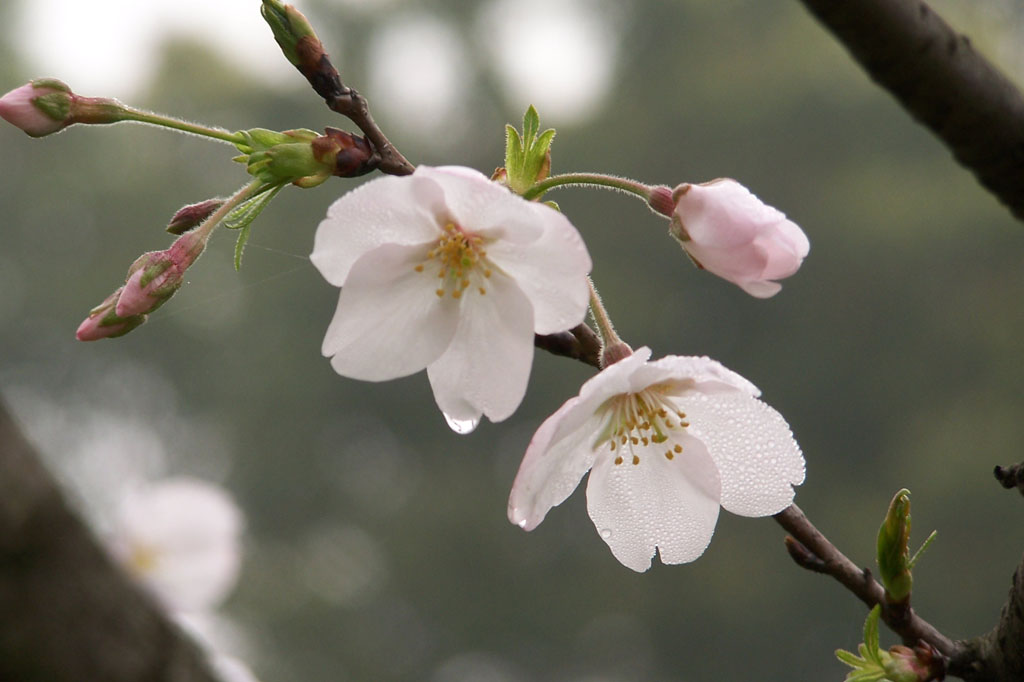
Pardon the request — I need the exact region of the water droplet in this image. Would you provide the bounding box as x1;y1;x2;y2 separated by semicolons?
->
600;528;613;539
443;412;480;435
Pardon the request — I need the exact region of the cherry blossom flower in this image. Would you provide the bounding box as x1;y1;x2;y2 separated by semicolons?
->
669;179;809;298
508;346;805;572
311;165;591;429
108;477;244;613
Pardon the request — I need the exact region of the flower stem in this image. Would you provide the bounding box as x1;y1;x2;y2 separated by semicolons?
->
523;172;656;202
195;180;267;240
117;105;245;145
588;278;633;367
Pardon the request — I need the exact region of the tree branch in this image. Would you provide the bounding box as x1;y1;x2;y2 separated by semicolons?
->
796;0;1024;221
0;400;221;682
993;462;1024;496
774;504;955;657
534;323;602;369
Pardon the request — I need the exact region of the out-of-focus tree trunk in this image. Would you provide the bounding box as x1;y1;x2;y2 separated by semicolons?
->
0;400;220;682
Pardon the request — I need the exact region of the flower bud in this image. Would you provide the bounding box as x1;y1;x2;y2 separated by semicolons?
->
76;288;147;341
312;127;377;178
0;79;127;137
884;644;941;682
669;179;809;298
877;488;914;602
167;198;225;235
115;230;206;318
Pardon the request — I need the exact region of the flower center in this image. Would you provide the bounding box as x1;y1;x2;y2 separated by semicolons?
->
413;221;493;299
595;385;691;466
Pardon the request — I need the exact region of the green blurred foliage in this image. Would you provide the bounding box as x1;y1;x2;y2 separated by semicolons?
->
2;1;1024;681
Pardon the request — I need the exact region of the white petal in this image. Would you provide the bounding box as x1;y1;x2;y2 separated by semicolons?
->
508;403;605;531
635;354;761;397
310;172;445;286
547;347;654;444
485;201;592;334
426;269;535;422
676;390;804;517
415;166;543;244
322;243;459;381
585;433;721;572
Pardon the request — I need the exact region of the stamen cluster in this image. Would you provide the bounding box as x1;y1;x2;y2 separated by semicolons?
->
598;387;690;465
416;222;493;299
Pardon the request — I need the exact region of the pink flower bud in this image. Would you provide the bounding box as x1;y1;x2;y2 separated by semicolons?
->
76;288;147;341
0;81;71;137
115;230;206;317
670;179;809;298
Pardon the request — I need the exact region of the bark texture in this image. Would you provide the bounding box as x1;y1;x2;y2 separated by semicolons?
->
797;0;1024;221
0;400;220;682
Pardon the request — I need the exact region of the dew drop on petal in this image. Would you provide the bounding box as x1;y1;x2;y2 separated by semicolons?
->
444;413;480;435
600;528;613;539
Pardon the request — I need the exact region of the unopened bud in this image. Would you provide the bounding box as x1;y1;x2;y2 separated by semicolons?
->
885;643;943;682
167;198;225;234
116;230;206;317
76;288;147;341
0;79;127;137
877;488;914;602
312;127;377;178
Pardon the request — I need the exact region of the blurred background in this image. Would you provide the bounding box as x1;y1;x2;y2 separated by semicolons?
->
3;0;1024;680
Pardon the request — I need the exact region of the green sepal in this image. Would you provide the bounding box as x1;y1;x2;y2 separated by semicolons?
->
234;222;254;272
224;185;285;270
522;105;540;143
503;106;557;196
835;607;891;681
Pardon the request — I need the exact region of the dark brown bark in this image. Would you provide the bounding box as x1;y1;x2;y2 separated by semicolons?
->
796;0;1024;221
0;400;220;682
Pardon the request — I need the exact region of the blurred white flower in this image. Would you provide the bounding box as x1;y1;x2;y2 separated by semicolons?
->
109;477;244;612
311;165;592;430
508;347;805;572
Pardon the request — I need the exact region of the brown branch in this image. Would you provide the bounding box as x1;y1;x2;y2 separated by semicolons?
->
796;0;1024;221
0;400;221;682
534;323;602;369
950;554;1024;681
993;463;1024;496
294;37;414;177
774;504;955;655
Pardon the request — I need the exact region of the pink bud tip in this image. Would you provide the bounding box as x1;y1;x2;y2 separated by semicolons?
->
0;82;68;137
669;179;810;298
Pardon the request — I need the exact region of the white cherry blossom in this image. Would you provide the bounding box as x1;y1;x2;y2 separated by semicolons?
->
311;165;592;428
508;347;805;572
108;477;244;613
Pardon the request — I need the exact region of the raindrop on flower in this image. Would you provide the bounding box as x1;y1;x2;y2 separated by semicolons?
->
444;413;480;435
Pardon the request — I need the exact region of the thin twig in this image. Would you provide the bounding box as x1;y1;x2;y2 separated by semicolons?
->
773;504;955;655
294;37;414;176
534;323;602;369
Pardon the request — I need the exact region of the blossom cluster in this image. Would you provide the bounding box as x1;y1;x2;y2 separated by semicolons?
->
310;163;809;571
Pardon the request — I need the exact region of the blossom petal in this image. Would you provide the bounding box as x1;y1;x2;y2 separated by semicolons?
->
484;201;592;335
634;354;761;397
508;402;605;531
426;269;535;422
323;243;459;381
676;390;805;517
310;171;445;286
586;433;721;572
415;166;543;244
547;347;654;444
